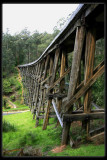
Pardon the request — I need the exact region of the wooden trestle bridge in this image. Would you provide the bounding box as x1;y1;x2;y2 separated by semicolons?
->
18;4;105;145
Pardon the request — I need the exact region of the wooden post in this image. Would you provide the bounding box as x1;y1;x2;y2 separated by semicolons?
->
61;122;71;145
33;63;41;119
62;26;86;145
43;55;50;80
59;49;66;93
67;26;86;102
57;49;66;126
32;64;38;112
23;67;27;105
43;48;60;130
26;67;31;107
35;60;46;126
77;62;81;109
82;27;96;137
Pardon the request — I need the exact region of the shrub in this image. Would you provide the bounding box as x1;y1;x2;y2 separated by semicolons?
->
15;84;21;91
10;95;16;101
3;79;12;95
18;132;37;147
3;120;17;132
3;97;7;109
9;77;16;86
92;74;104;107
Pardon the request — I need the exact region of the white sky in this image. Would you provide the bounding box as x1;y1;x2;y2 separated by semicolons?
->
3;4;79;35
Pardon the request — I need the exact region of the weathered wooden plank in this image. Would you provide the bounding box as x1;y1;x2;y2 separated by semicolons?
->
89;126;104;137
49;56;54;78
59;50;66;92
50;48;60;84
32;64;39;105
77;60;81;109
56;50;66;127
36;57;52;124
37;115;56;119
63;112;105;122
47;93;67;98
64;64;104;113
71;109;104;114
61;122;71;145
42;99;52;130
91;109;105;112
62;25;86;145
84;27;96;113
43;55;50;79
89;132;104;144
67;26;86;102
42;55;54;129
83;27;96;136
35;61;46;125
33;63;41;118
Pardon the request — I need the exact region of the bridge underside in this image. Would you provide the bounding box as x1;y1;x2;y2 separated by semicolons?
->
18;4;105;145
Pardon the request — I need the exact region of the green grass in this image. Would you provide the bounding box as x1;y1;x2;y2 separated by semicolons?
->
3;106;29;112
48;144;105;157
3;120;17;132
2;111;105;157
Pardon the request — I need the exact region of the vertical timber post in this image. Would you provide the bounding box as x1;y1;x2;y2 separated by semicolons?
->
35;60;46;126
61;26;86;145
57;49;66;126
82;27;96;138
42;48;60;130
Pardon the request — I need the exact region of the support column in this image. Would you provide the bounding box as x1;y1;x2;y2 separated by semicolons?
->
43;48;60;130
57;49;66;126
62;26;86;145
82;27;96;138
35;60;46;126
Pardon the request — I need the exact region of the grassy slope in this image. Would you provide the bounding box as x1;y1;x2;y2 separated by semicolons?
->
3;70;29;112
2;111;105;157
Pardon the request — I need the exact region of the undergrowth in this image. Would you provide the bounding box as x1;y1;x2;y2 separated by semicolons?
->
3;120;17;132
2;112;105;157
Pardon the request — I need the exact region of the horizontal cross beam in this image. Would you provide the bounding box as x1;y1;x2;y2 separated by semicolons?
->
63;112;105;122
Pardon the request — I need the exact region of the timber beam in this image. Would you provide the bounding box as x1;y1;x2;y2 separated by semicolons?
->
62;112;105;122
46;93;67;98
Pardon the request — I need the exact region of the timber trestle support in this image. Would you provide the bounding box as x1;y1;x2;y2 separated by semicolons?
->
18;4;105;146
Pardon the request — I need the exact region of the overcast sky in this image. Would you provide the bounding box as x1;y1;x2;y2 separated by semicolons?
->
3;4;79;35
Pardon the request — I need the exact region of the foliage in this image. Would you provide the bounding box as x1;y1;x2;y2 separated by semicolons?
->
3;120;17;132
2;27;60;78
92;74;104;107
92;39;104;107
3;79;13;95
95;38;104;55
3;75;21;96
2;97;7;109
18;131;37;147
10;95;16;101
